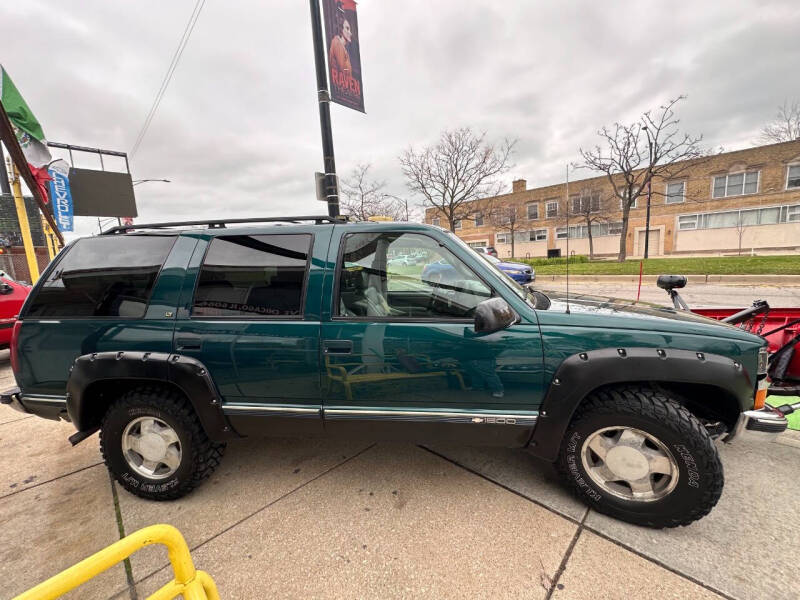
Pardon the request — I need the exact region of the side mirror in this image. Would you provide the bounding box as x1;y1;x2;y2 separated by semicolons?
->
474;297;519;334
0;283;13;295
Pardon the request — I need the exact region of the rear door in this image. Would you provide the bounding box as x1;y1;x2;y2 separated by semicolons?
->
173;227;329;437
16;234;185;402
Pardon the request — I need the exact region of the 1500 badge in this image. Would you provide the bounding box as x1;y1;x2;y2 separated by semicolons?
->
471;417;517;424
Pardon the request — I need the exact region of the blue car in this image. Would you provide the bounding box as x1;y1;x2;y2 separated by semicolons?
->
482;254;535;283
422;255;534;285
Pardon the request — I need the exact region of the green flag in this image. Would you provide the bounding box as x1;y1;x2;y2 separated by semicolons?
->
0;65;51;167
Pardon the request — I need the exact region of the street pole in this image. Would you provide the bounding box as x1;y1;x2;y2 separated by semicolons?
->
309;0;339;217
643;127;653;259
8;161;40;282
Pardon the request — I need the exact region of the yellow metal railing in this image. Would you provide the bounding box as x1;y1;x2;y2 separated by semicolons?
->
13;524;219;600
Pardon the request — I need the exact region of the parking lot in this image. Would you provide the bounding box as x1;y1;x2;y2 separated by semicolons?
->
1;330;798;600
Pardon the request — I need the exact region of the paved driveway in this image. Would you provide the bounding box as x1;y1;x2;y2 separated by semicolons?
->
1;351;798;599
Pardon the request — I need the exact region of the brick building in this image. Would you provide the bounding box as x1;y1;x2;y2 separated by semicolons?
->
425;139;800;258
0;193;52;282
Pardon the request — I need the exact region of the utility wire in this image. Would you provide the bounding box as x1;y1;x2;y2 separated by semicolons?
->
130;0;206;158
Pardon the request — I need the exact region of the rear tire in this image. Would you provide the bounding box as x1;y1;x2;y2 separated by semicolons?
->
556;385;723;528
100;386;225;500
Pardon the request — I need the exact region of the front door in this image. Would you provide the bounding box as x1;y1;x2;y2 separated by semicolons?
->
173;229;327;437
638;229;661;256
321;229;545;446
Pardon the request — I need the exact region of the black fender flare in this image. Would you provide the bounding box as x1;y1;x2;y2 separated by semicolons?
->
66;351;239;442
528;347;755;461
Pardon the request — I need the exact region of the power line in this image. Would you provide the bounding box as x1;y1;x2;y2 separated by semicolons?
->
130;0;206;158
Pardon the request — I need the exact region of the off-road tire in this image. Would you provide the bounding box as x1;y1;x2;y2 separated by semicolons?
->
100;386;225;500
556;385;723;528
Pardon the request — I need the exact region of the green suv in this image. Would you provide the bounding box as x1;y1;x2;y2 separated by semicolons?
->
1;216;786;528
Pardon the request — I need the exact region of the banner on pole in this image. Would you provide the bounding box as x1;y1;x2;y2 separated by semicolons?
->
322;0;365;113
47;159;73;232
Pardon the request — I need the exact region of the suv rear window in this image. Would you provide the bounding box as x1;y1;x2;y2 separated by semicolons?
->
192;234;311;318
26;235;176;318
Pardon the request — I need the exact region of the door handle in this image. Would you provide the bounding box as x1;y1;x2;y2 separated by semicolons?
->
175;334;202;351
323;340;353;354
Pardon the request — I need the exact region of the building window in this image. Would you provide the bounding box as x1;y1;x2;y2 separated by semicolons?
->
432;218;440;227
712;171;759;198
526;203;539;220
553;223;622;240
529;229;547;241
787;165;800;190
467;241;487;248
497;208;515;225
665;181;686;204
474;213;484;227
454;219;462;230
496;233;510;244
620;186;639;209
608;222;623;235
572;191;601;213
546;201;558;218
678;204;800;230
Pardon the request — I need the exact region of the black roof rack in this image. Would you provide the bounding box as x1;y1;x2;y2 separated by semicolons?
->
101;215;348;235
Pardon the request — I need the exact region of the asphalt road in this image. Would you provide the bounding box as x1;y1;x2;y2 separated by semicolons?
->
537;280;800;308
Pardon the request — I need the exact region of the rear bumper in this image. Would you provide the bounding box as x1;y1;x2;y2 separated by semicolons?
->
726;406;788;442
0;386;68;421
0;386;26;414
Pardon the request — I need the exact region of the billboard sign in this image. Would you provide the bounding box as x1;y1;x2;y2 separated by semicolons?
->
68;168;137;217
47;159;73;232
322;0;365;112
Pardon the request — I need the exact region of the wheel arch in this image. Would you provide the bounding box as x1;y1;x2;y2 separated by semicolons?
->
528;347;754;461
66;351;239;442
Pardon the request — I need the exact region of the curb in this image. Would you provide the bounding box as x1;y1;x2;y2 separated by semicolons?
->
535;274;800;285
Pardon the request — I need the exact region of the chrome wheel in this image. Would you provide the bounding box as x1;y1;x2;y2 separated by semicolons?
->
121;416;182;480
581;426;679;502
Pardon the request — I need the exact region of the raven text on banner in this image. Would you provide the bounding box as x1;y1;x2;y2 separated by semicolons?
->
48;159;74;232
322;0;365;113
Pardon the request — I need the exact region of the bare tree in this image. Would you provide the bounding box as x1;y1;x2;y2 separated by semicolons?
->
759;100;800;143
489;205;523;258
340;164;406;221
580;96;706;261
399;127;516;232
559;187;616;260
735;214;747;256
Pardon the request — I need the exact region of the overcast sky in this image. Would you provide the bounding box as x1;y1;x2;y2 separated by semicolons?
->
3;0;799;238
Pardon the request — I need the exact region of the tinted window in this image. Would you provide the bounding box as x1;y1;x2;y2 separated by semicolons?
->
193;234;311;318
337;232;491;319
26;235;176;318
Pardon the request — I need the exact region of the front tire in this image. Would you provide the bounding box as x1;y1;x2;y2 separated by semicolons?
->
556;385;723;528
100;386;225;500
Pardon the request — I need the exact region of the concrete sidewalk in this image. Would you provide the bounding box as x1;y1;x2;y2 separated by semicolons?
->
1;363;798;598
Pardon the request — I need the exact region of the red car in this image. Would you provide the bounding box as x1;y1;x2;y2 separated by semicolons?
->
0;274;30;350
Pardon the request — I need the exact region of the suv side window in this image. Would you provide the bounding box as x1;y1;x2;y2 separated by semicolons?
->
26;235;176;318
192;234;311;318
337;232;491;319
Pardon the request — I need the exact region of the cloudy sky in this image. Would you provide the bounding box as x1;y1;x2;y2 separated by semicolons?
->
3;0;799;238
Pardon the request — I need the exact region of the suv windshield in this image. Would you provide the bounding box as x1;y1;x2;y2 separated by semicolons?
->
446;232;532;303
